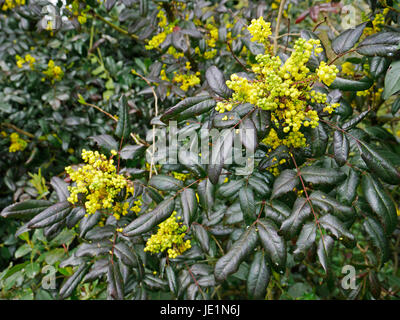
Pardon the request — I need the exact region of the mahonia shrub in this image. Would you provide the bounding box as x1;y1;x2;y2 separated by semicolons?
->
1;0;400;300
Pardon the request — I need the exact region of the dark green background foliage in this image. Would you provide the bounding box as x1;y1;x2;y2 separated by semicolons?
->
1;0;400;300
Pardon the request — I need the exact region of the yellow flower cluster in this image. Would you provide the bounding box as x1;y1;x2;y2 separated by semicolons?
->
172;172;190;181
16;54;35;70
167;46;184;59
206;22;219;48
131;197;142;214
363;10;388;37
9;132;27;153
66;0;90;25
1;0;25;11
341;61;355;76
217;26;338;149
42;60;64;83
145;8;175;50
247;16;272;47
316;61;339;86
172;71;201;91
65;149;134;216
144;211;191;259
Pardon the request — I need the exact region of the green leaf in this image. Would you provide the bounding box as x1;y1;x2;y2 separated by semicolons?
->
27;201;72;229
177;99;216;122
300;167;347;186
309;190;354;220
120;145;146;160
257;218;286;272
15;243;32;259
197;178;215;217
180;188;198;226
310;124;328;157
205;66;232;99
123;197;175;237
383;61;400;100
293;221;317;261
165;265;178;296
357;32;400;56
317;235;334;273
246;251;270;299
333;130;349;166
359;141;400;185
369;56;389;79
149;174;184;192
363;216;389;266
319;214;354;242
79;211;102;238
336;167;360;206
191;224;210;253
391;97;400;115
114;242;139;267
89;135;119;151
248;176;270;197
280;197;312;239
217;179;245;198
342;110;370;131
239;187;256;225
259;145;290;170
239;118;258;152
207;129;233;184
59;264;89;299
213;111;241;128
332;22;367;55
329;76;373;91
214;226;258;282
115;95;131;140
362;174;397;235
107;261;124;300
76;241;112;258
264;200;291;226
271;169;299;199
251;108;271;139
50;177;69;202
161;95;212;122
1;200;53;219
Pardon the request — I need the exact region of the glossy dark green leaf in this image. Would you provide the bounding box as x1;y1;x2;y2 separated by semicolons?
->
89;134;119;151
332;22;367;55
259;145;290;170
300;167;347;186
248;176;270;197
197;178;215;217
123;197;175;237
251;108;271;139
165;265;178;296
115;95;131;140
317;235;334;273
27;201;72;229
336;168;360;206
391;97;400;115
333;130;349;166
342;110;370;131
180;188;198;226
319;214;354;242
271;169;299;199
1;199;53;219
280;197;312;239
217;179;245;198
247;251;270;299
363;173;397;235
191;224;210;253
149;174;184;192
257;218;286;272
120;145;146;160
205;66;232;99
264;200;291;225
239;118;258;152
214;225;258;282
161;95;211;122
309;191;354;220
310;124;328;157
107;261;124;300
59;264;89;299
363;216;389;266
293;221;317;261
329;76;373;91
212;111;240;128
76;240;112;258
357;32;400;56
359;141;400;185
239;187;256;225
79;211;102;238
85;225;115;241
369;56;389;79
50;177;69;202
207;129;233;184
114;242;139;267
383;60;400;100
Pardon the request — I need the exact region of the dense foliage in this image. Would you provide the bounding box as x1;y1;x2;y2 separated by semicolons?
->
1;0;400;300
